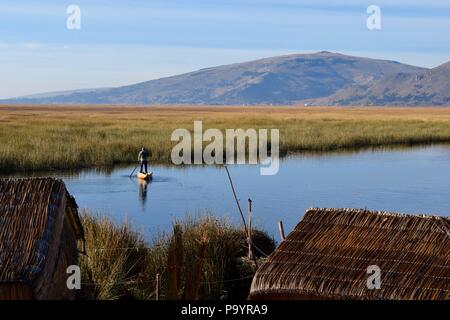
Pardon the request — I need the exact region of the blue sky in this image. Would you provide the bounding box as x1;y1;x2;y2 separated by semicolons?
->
0;0;449;98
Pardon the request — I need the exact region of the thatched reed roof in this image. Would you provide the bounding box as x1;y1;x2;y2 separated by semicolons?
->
0;178;84;284
250;208;450;300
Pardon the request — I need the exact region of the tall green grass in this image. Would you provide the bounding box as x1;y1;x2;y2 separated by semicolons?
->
78;211;275;300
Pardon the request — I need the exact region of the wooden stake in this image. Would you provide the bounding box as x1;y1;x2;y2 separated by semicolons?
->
184;236;209;300
155;273;160;300
278;221;285;242
167;224;182;300
248;199;254;259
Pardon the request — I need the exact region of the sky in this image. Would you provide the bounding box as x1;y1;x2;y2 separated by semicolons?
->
0;0;449;98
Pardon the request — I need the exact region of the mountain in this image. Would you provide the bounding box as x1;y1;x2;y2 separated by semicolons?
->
2;51;448;106
311;61;450;106
18;88;111;99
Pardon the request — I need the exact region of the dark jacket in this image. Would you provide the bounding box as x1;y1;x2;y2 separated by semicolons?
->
138;149;149;162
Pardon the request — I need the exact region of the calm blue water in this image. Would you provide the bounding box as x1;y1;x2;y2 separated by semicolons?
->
11;145;450;240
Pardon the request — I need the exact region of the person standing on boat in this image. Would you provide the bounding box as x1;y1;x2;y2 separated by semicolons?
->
138;147;149;173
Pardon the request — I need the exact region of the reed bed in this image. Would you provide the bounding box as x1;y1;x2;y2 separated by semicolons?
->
1;105;450;172
78;211;275;300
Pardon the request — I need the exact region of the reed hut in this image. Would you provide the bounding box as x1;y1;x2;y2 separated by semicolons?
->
0;178;85;300
250;208;450;300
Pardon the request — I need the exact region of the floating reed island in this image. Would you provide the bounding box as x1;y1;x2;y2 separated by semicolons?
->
250;208;450;300
0;178;85;300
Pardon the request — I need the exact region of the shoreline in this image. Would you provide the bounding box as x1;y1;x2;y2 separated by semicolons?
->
2;140;450;175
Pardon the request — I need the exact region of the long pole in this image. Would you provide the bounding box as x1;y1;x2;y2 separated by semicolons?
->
129;164;139;178
224;165;248;235
224;165;258;268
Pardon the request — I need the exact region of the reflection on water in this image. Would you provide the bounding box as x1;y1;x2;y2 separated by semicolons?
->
3;144;450;240
138;178;149;208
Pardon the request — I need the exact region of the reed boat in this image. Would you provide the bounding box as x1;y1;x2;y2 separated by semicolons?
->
137;172;152;180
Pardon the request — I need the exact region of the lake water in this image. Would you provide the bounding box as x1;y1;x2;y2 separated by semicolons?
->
7;145;450;240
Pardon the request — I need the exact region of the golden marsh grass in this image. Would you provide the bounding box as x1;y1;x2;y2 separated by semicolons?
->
79;212;274;300
1;105;450;172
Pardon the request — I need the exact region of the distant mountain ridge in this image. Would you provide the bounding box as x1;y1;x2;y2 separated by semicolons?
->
2;51;449;106
18;87;111;99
